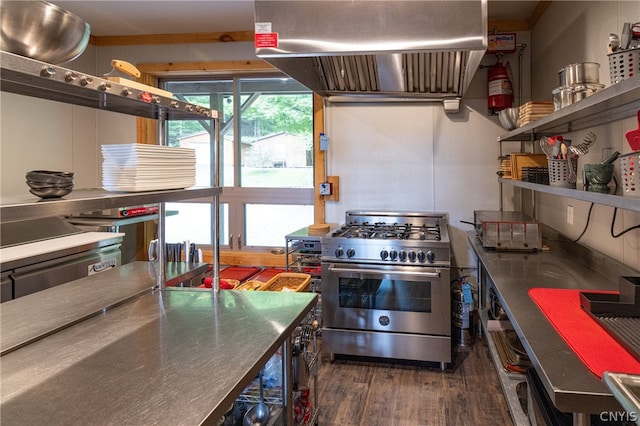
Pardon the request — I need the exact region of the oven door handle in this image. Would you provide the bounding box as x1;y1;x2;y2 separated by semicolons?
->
328;266;441;278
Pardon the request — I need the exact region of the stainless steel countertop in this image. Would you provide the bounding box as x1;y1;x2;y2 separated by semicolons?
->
468;232;638;414
0;271;317;425
0;261;208;354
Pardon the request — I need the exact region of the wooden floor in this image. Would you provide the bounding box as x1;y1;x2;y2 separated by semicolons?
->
315;337;513;426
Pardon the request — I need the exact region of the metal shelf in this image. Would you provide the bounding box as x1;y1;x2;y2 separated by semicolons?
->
0;187;221;223
499;178;640;212
498;75;640;142
480;309;529;426
0;51;217;120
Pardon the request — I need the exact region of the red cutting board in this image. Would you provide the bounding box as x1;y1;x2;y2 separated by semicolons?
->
219;266;261;282
529;288;640;378
626;110;640;151
251;268;286;282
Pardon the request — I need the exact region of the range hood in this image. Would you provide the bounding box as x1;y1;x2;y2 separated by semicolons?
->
254;0;487;110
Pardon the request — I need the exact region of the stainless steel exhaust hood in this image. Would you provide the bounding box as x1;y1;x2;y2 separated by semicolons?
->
254;0;487;110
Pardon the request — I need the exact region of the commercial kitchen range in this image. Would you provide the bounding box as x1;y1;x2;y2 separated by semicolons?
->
321;210;451;368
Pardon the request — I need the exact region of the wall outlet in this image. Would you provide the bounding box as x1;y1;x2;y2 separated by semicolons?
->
319;182;332;195
567;205;574;225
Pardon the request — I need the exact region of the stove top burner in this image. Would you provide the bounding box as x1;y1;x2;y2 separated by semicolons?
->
332;222;441;241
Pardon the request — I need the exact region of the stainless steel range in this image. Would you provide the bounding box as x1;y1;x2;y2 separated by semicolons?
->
321;211;451;368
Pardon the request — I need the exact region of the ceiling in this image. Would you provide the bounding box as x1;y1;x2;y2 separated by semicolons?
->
50;1;542;37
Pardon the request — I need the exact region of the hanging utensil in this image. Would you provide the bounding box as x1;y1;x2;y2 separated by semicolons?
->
539;136;554;158
549;136;564;158
243;370;270;426
569;131;597;156
626;111;640;151
621;22;632;49
608;33;620;53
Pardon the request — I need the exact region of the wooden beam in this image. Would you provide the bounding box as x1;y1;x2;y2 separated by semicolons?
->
92;31;254;46
136;60;276;76
487;19;531;33
313;93;326;225
528;1;552;30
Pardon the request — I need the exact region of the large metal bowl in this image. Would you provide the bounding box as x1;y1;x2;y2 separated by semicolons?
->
498;107;520;131
0;1;90;64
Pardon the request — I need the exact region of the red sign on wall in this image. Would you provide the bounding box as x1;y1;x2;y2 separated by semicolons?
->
255;32;278;48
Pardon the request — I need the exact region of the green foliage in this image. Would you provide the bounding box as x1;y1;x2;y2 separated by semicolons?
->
167;92;312;147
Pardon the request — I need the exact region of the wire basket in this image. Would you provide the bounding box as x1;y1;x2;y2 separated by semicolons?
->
549;158;577;188
608;49;640;84
619;151;640;198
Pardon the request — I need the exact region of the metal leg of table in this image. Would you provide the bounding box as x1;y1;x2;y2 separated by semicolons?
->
282;336;293;425
573;412;590;426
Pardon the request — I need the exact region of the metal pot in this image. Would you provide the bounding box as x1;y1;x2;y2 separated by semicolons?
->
552;86;573;110
558;62;600;86
571;83;605;102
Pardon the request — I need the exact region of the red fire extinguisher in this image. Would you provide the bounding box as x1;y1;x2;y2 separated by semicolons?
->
488;53;513;114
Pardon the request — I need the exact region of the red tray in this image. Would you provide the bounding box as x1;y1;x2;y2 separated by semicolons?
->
251;268;286;282
220;266;261;282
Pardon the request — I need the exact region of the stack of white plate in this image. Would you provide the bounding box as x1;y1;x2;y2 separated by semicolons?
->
102;144;196;192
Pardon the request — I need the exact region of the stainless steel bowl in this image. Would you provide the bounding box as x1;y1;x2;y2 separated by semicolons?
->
498;107;520;131
0;1;90;64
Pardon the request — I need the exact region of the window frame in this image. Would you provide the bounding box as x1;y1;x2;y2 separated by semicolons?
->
158;69;316;253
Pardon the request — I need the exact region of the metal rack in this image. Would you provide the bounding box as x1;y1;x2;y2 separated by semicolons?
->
236;311;321;425
497;75;640;214
0;50;221;288
285;227;323;292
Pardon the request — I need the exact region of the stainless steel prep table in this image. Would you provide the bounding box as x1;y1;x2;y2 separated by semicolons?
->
0;262;317;425
468;232;638;423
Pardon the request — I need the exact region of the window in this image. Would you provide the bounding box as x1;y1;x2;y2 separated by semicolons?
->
161;74;315;250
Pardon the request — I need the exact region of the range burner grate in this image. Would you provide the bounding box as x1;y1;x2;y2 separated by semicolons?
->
332;222;441;241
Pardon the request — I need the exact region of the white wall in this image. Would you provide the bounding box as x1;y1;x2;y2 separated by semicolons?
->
1;44;100;193
324;99;504;269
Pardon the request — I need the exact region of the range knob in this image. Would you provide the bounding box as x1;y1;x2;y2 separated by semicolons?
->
80;76;93;86
346;248;356;258
408;250;417;262
121;88;133;97
398;250;407;262
380;249;389;260
426;250;436;263
335;247;344;258
98;82;111;91
389;250;398;261
417;250;426;263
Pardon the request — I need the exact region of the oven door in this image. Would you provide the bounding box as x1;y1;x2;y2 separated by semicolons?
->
322;262;450;336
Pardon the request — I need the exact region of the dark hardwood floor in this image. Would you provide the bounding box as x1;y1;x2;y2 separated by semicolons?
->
315;338;514;426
